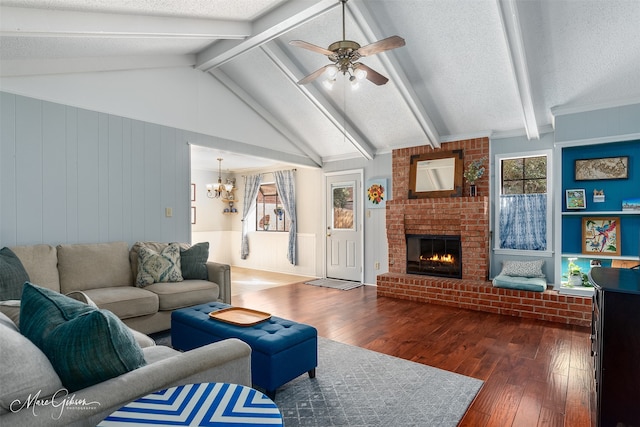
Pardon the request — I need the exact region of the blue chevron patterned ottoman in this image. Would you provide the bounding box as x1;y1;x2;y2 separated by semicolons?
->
171;302;317;398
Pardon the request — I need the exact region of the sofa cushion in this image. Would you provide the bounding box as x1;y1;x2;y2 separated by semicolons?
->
0;311;64;415
492;274;547;292
9;244;60;291
0;300;21;327
136;243;183;287
57;242;133;293
180;242;209;280
144;280;219;311
83;287;159;320
20;282;146;392
0;247;30;300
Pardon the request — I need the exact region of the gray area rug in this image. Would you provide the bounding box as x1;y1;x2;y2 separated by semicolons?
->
147;333;483;426
305;278;363;291
275;337;483;427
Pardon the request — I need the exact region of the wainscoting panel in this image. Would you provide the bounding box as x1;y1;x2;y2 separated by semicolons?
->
229;231;317;277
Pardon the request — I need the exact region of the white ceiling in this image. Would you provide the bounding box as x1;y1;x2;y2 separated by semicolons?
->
2;0;640;171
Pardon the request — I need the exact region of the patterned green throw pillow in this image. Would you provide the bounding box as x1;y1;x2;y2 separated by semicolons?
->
19;283;146;392
136;243;183;287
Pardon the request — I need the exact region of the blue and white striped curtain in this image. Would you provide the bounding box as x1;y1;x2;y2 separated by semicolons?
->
274;170;297;265
240;174;262;260
499;194;547;250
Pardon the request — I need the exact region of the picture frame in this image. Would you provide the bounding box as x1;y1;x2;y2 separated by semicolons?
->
622;198;640;211
365;178;387;209
582;217;620;256
566;189;586;210
191;183;196;202
191;206;196;225
574;156;629;181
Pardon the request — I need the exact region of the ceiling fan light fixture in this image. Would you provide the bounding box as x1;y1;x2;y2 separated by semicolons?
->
325;65;339;78
323;78;336;90
354;67;367;80
290;0;405;87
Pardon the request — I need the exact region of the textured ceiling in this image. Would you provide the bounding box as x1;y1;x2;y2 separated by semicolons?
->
2;0;640;170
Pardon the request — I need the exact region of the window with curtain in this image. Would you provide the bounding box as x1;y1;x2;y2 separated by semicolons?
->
255;183;289;232
495;151;552;253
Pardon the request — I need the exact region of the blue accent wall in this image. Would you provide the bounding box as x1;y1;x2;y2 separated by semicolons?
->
562;139;640;257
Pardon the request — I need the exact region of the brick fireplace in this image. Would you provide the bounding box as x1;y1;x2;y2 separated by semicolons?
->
376;137;591;327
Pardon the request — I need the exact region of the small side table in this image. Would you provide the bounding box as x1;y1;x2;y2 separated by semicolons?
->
98;383;283;426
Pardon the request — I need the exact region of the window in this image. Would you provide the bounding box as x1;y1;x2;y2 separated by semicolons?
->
255;183;289;232
501;156;547;194
495;150;552;254
332;183;355;230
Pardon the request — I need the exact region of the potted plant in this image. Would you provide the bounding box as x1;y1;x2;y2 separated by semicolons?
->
564;258;591;287
463;157;486;196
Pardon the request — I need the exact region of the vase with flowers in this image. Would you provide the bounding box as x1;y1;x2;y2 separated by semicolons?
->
463;157;486;196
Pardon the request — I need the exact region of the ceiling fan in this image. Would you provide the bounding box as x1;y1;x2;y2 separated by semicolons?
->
289;0;405;88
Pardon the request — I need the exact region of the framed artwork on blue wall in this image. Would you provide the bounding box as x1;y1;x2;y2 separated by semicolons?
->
575;156;629;181
582;217;620;256
566;189;586;209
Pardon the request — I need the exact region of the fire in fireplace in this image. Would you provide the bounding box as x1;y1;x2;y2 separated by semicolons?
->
406;234;462;279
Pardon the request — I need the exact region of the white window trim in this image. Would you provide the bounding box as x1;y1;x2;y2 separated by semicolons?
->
493;149;554;257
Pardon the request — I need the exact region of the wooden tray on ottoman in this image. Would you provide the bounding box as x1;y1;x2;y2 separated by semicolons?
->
209;307;271;326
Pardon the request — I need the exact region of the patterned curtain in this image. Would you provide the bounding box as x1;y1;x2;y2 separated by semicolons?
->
274;170;297;265
499;194;547;250
240;174;262;260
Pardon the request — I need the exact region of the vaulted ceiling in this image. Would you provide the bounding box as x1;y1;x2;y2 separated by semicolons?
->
2;0;640;170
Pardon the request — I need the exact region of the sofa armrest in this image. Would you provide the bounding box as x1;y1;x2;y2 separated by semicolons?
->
1;338;251;427
206;261;231;304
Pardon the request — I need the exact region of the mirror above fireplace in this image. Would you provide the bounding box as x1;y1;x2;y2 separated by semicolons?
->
408;149;463;198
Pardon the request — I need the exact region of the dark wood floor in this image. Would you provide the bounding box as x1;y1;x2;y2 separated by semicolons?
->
232;283;595;427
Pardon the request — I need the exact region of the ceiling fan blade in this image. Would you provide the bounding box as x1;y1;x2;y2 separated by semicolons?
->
355;63;389;85
357;35;406;57
289;40;334;56
297;64;333;85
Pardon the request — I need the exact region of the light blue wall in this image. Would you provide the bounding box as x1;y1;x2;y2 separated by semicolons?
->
555;103;640;144
323;154;391;285
1;92;191;247
489;132;556;280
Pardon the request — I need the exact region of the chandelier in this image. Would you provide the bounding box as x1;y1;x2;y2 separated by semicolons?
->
206;158;235;199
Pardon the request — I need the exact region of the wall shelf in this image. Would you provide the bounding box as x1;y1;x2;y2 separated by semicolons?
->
561;253;640;261
562;210;640;216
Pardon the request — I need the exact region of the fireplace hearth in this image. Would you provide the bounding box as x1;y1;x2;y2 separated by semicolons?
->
406;234;462;279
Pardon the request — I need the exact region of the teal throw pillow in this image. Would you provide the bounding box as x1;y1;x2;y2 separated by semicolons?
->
136;243;183;287
180;242;209;280
20;282;146;392
0;247;30;300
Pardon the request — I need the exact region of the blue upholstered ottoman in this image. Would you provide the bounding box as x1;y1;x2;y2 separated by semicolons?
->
171;302;317;397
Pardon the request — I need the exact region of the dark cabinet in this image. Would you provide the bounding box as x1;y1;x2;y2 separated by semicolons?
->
589;267;640;427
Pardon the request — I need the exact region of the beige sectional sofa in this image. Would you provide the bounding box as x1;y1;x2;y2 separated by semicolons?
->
7;241;231;334
0;240;251;426
1;310;251;427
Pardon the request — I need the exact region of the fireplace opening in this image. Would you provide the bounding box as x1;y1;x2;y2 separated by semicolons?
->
406;234;462;279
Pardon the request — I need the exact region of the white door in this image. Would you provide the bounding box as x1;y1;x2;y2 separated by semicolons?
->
325;172;362;282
